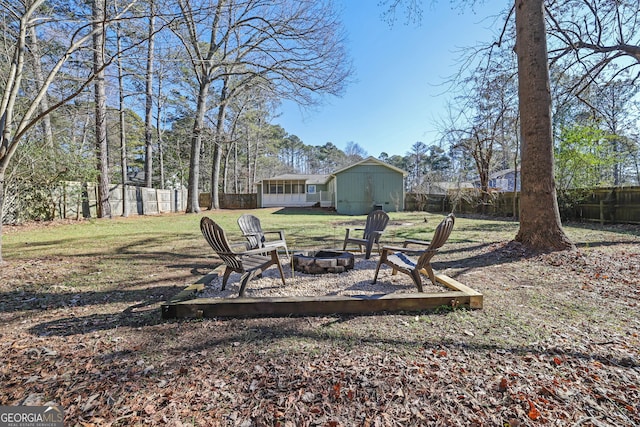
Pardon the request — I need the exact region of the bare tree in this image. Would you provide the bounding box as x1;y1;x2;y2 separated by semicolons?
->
0;0;141;261
545;1;640;187
580;78;638;185
406;141;428;192
382;0;573;250
168;0;351;212
28;26;54;148
93;0;112;219
144;0;156;188
115;13;129;216
546;0;640;94
440;47;518;213
345;142;368;163
91;0;111;218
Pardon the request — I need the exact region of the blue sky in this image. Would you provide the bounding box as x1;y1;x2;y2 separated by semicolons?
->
274;1;509;158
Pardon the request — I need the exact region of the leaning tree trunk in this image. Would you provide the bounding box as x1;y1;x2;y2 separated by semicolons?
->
29;27;53;148
514;0;573;251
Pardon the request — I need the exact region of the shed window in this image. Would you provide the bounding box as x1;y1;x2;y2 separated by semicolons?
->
271;184;283;194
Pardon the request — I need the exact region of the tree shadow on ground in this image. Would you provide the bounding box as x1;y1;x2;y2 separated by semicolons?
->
565;220;640;236
139;317;640;370
27;298;170;337
26;244;516;338
23;232;638;339
1;283;183;314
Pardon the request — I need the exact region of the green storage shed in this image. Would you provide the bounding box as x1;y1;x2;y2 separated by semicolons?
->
331;156;407;215
257;157;407;215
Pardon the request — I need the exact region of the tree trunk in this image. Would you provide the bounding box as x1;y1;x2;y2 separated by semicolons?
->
0;171;5;262
158;134;165;190
211;142;223;208
246;127;251;193
514;0;573;251
210;77;230;210
185;79;210;213
116;21;129;217
156;68;166;190
93;0;111;218
513;120;520;219
252;137;259;191
144;9;155;189
232;140;236;193
210;102;228;209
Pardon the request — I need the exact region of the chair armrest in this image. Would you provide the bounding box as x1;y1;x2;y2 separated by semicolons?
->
381;245;427;255
402;238;431;248
369;230;384;242
263;230;286;240
238;246;279;256
230;242;251;252
344;227;365;239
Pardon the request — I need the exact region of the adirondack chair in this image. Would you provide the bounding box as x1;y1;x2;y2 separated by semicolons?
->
372;213;455;292
200;217;286;297
342;209;390;259
237;214;289;259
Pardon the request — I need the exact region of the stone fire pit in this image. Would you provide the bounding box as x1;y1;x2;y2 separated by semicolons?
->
292;250;355;274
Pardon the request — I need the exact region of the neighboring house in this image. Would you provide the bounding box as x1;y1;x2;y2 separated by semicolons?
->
474;168;521;192
256;156;408;215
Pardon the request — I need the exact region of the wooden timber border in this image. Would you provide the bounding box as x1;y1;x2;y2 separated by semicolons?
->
161;274;482;319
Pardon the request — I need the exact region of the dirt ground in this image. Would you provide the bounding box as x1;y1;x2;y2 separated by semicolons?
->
0;220;639;426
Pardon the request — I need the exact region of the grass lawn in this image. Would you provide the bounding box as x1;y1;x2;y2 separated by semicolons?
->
1;208;639;426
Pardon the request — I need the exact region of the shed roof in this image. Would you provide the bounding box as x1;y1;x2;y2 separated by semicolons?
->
331;156;408;176
260;174;332;185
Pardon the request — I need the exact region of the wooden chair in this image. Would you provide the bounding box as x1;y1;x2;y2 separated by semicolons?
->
200;217;286;297
237;214;289;259
372;213;455;291
342;209;390;259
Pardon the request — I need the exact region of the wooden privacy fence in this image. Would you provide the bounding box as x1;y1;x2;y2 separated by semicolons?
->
55;182;187;219
404;193;449;212
405;191;519;217
407;186;640;224
56;184;637;223
198;193;258;209
570;187;640;224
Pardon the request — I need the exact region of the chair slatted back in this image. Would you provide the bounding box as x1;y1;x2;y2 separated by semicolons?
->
416;213;455;268
428;213;455;250
237;214;264;249
363;210;389;241
200;217;243;271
